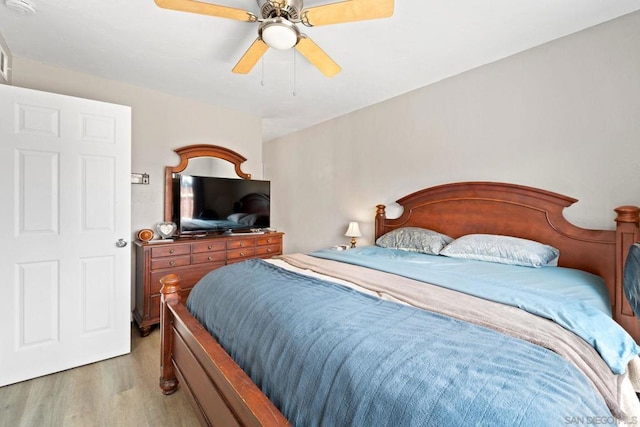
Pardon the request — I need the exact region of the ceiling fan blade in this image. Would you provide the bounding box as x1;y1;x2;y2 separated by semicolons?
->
232;38;269;74
295;36;341;78
302;0;394;27
154;0;255;22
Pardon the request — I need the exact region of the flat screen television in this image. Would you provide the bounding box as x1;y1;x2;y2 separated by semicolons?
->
172;174;271;236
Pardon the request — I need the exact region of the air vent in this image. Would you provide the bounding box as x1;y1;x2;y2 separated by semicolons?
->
5;0;36;15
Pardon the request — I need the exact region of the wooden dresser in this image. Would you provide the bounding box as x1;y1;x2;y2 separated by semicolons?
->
133;232;283;336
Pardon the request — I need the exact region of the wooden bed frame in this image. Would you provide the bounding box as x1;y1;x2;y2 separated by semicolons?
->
159;182;640;426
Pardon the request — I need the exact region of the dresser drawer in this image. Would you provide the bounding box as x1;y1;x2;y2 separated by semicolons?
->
227;247;256;261
151;244;191;258
149;265;216;295
227;238;255;250
192;240;226;253
151;255;191;270
257;235;282;246
192;252;226;265
256;244;280;257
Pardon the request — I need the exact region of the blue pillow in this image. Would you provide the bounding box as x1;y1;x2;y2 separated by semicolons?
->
440;234;559;268
376;227;453;255
624;243;640;318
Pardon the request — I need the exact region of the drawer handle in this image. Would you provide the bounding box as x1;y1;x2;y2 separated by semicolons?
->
169;261;175;266
208;245;213;250
239;252;245;257
240;242;245;247
267;248;272;253
208;256;213;261
169;249;175;254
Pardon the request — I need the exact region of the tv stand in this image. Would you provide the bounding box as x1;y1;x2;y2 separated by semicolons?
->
133;232;283;336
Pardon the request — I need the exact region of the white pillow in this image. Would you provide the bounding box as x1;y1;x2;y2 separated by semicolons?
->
440;234;560;268
376;227;453;255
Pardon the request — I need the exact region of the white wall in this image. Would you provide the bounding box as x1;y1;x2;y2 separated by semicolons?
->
264;11;640;254
11;57;263;236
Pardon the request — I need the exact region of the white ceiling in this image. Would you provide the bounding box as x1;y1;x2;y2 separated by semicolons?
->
1;0;640;141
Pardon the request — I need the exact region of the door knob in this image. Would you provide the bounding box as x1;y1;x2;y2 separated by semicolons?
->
116;239;128;248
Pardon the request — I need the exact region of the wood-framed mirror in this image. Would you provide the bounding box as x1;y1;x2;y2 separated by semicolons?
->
164;144;251;222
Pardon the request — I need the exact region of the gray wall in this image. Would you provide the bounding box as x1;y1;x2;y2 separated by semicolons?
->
264;11;640;254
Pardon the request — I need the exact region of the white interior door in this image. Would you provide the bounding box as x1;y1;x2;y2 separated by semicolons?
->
0;84;131;386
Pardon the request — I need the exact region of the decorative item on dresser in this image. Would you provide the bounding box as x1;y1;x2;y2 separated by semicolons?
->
156;221;177;240
137;228;155;243
134;232;283;336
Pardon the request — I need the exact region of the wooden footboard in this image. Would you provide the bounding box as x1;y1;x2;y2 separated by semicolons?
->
159;274;289;427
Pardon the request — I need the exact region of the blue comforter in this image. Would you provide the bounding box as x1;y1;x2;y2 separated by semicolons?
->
311;247;640;375
187;259;616;426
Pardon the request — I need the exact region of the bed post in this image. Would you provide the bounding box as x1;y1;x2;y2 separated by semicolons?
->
159;273;181;395
614;206;640;342
375;204;387;240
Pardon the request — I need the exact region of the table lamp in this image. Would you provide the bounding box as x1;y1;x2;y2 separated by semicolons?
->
345;221;362;248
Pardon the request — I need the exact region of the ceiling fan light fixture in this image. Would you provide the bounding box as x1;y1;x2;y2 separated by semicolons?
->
259;18;300;50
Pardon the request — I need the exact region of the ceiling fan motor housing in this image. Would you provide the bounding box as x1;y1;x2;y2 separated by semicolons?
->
257;0;303;21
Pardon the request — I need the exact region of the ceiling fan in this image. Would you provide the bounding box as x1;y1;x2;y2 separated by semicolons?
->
154;0;394;77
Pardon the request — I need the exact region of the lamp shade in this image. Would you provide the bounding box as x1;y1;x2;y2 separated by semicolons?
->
260;18;300;50
345;221;362;237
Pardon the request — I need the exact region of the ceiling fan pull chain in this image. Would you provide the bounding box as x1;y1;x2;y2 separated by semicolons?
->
261;57;264;87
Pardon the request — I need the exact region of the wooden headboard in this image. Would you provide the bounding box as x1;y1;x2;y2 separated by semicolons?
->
374;182;640;342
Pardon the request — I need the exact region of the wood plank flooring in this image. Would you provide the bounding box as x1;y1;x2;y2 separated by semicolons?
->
0;324;200;427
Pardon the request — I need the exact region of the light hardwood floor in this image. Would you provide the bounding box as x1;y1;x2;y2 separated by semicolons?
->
0;324;200;427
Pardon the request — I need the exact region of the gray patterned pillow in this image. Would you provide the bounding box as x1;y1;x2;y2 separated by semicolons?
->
440;234;560;268
376;227;453;255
